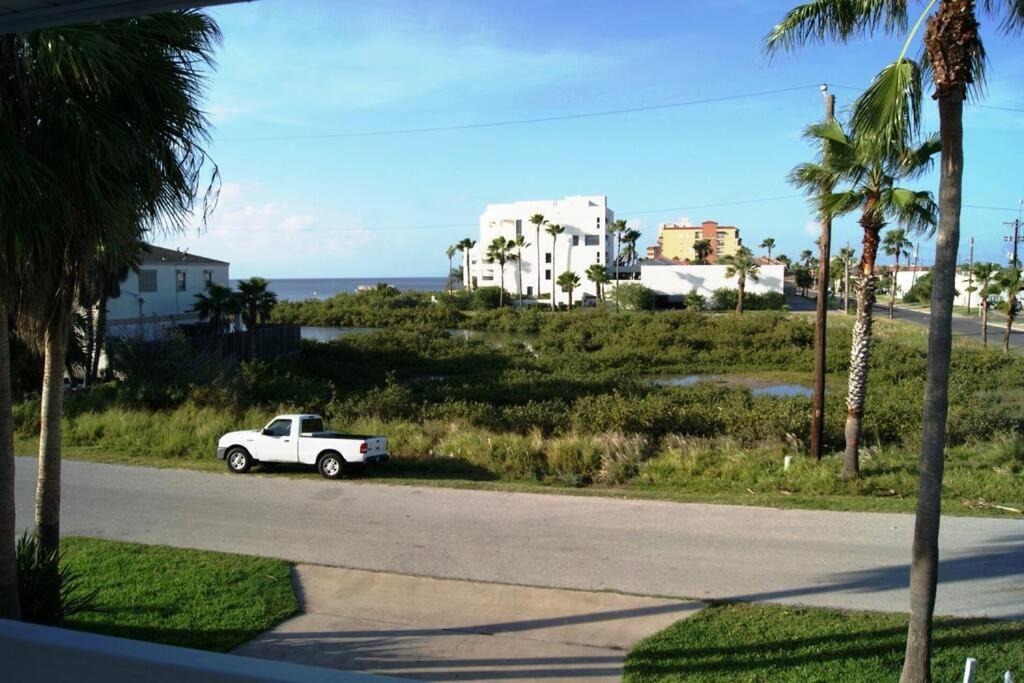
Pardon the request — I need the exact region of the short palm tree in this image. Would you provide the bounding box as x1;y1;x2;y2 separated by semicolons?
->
721;248;761;314
693;239;713;265
768;2;1024;675
759;238;776;260
585;263;610;302
556;271;581;308
545;223;564;309
791;117;937;481
192;283;235;335
971;262;999;347
883;228;913;318
777;254;791;269
609;218;628;283
485;236;516;307
445;245;457;295
237;277;277;358
994;267;1021;354
513;234;529;306
800;249;814;267
530;214;546;299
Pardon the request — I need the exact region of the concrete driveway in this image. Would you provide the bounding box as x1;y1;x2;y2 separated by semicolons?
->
234;565;703;682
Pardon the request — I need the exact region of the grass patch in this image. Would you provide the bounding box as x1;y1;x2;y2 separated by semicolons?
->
624;603;1024;682
61;537;298;652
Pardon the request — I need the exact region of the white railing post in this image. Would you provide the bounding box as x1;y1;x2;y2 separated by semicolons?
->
963;658;978;683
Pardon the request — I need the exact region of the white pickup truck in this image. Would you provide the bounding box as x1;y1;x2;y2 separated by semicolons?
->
217;414;388;479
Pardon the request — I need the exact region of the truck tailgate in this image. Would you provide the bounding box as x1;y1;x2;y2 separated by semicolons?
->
364;436;387;456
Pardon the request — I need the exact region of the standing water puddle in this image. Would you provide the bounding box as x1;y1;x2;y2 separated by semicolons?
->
651;375;813;398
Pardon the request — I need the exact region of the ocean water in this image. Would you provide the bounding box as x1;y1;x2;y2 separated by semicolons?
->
231;277;450;302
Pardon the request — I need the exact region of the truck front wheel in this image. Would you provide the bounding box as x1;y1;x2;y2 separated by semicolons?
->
226;447;253;474
317;452;345;480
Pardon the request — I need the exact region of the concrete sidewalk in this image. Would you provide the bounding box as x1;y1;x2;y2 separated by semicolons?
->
235;565;704;682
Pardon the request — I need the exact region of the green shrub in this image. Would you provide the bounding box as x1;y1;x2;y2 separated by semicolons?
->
613;283;656;311
17;533;97;625
902;271;933;303
471;286;503;310
710;289;786;311
546;434;601;485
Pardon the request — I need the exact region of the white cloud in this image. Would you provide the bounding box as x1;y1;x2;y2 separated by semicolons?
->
804;220;821;236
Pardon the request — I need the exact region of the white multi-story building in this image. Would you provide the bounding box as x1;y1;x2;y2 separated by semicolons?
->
465;195;615;305
107;244;230;339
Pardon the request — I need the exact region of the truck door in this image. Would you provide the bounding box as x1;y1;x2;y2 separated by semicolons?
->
255;418;299;462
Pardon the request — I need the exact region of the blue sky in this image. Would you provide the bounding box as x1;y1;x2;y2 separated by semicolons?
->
154;0;1024;278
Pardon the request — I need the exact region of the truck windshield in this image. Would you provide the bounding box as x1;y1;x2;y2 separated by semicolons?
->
300;418;325;434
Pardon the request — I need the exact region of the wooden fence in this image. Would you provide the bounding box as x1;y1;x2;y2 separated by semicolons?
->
180;324;301;362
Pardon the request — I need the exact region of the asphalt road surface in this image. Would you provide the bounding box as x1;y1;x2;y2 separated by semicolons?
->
13;458;1024;619
883;304;1023;350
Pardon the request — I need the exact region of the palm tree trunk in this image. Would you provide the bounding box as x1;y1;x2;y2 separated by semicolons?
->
89;295;108;383
83;305;95;387
842;217;882;479
536;228;542;301
517;250;523;307
0;313;21;619
446;256;452;296
498;263;505;307
36;313;70;556
551;238;557;311
889;254;899;319
900;74;967;683
736;276;745;315
1003;307;1014;354
614;233;621;310
981;303;988;346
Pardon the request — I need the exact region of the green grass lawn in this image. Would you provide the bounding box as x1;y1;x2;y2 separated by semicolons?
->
61;537;298;652
624;603;1024;682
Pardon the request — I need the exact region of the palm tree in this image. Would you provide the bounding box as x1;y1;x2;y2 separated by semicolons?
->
237;277;277;359
790;118;937;481
622;228;642;266
458;238;476;293
608;219;628;299
994;267;1021;354
799;249;814;267
4;12;221;561
971;262;999;347
192;283;235;335
556;271;581;308
692;239;713;265
445;245;457;295
86;243;143;384
513;234;529;306
529;214;546;299
759;238;776;260
838;246;857;314
585;263;610;302
768;3;1024;676
545;223;564;309
777;254;792;270
883;228;913;318
485;236;516;307
721;248;761;315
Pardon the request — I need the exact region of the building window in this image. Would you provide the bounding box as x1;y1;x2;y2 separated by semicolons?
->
596;217;601;226
139;270;157;292
527;286;533;296
572;235;580;246
203;270;213;288
545;269;551;281
545;253;552;264
515;219;522;236
176;271;186;291
584;235;599;246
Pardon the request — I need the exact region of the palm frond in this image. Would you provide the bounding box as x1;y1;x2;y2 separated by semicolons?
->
817;190;864;219
982;0;1024;34
764;0;910;55
897;133;941;179
885;187;937;235
851;59;923;154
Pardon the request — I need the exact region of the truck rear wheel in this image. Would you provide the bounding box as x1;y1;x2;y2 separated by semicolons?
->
226;447;253;474
318;452;345;480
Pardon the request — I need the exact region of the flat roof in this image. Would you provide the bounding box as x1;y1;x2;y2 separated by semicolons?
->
0;0;248;34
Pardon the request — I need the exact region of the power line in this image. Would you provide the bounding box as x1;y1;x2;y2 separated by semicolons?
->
218;84;823;142
831;83;1023;113
622;194;802;216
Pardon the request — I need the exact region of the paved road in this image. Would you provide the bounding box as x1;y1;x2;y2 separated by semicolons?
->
13;458;1024;619
882;304;1023;350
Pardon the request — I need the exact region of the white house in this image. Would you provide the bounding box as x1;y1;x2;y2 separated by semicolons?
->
465;195;615;306
638;260;785;303
107;245;230;340
893;268;1002;307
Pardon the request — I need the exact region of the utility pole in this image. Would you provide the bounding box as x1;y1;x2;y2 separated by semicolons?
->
844;241;851;315
965;236;974;315
911;243;921;289
810;84;834;462
1004;200;1023;268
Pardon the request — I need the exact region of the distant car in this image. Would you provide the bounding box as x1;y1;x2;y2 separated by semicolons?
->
217;414;388;479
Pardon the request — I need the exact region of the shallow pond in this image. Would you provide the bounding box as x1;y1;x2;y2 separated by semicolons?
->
650;374;813;398
301;326;534;348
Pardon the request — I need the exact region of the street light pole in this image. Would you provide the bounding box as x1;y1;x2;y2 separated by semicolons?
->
810;84;835;462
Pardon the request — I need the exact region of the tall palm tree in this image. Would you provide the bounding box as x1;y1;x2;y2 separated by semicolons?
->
693;239;713;265
545;223;564;309
838;246;857;314
608;219;628;300
995;267;1021;354
86;242;143;383
883;228;913;318
777;254;792;269
791;118;937;481
445;245;457;295
622;228;642;265
237;277;277;358
556;271;581;308
759;237;776;260
529;214;546;299
4;12;221;561
799;249;814;267
768;3;1024;676
513;234;529;306
458;238;476;293
971;262;999;347
585;263;610;302
485;236;516;307
721;248;761;315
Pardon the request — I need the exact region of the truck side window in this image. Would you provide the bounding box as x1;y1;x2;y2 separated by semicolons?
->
265;419;292;437
300;418;324;434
